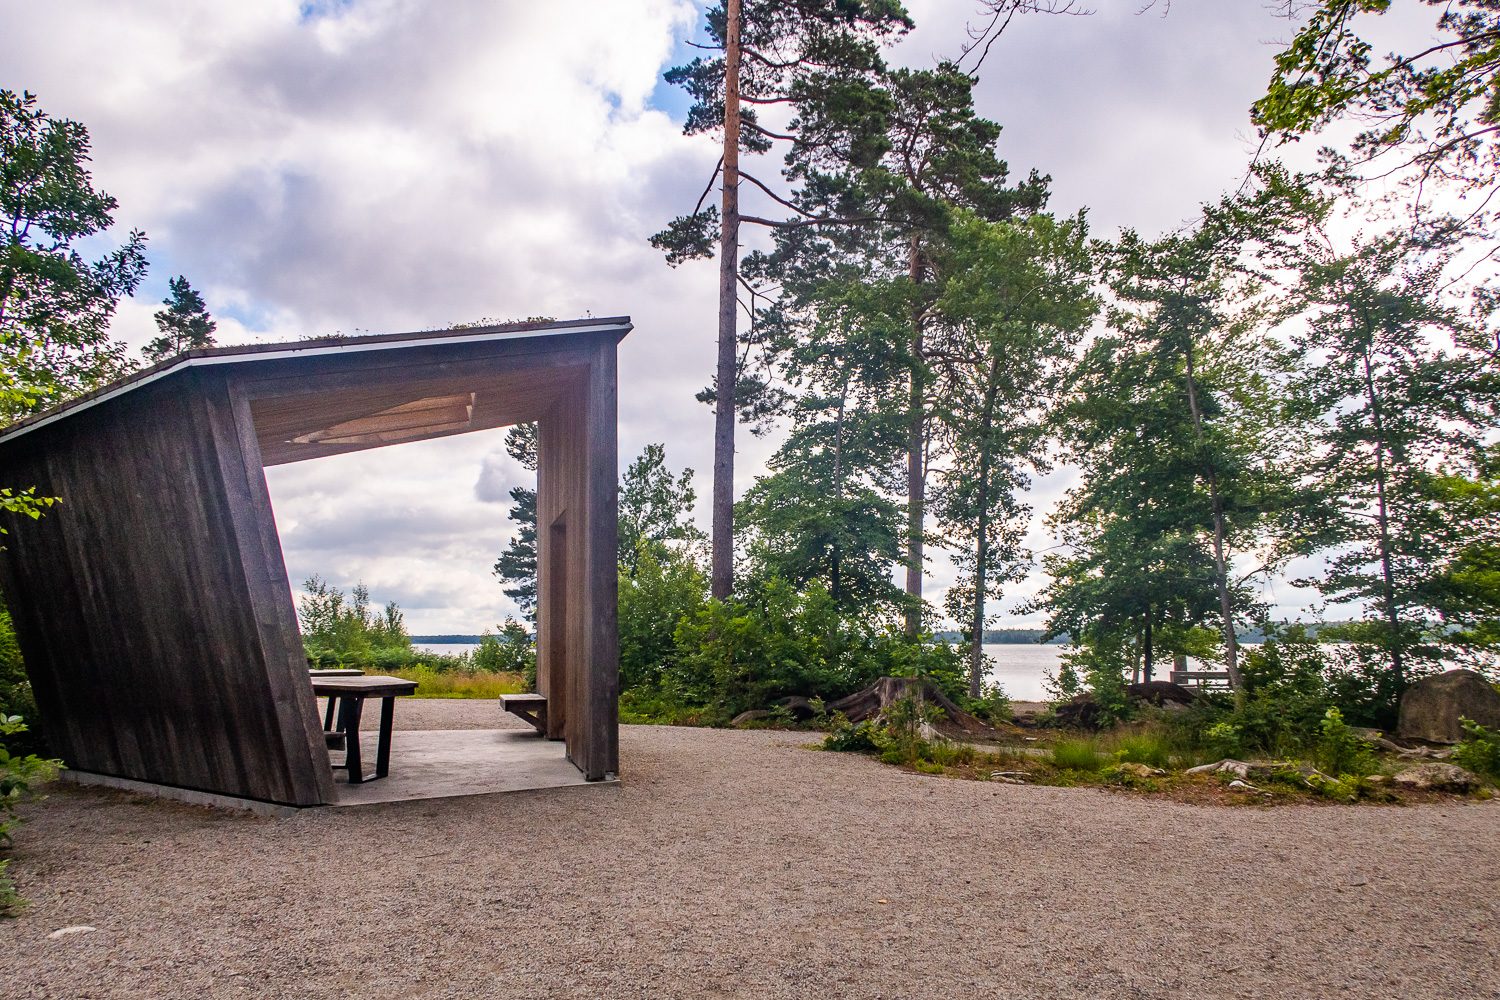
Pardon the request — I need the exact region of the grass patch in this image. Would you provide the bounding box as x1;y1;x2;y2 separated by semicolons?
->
1106;732;1174;770
1048;738;1107;772
379;666;527;699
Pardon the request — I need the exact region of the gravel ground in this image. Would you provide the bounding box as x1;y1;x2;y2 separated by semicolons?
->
3;700;1499;999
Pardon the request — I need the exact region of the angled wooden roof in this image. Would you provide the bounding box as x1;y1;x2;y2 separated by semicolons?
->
0;316;633;464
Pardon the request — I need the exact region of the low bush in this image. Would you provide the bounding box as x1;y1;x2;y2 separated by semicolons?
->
1314;707;1377;778
1453;718;1500;783
821;717;886;753
1;715;63;917
966;682;1013;724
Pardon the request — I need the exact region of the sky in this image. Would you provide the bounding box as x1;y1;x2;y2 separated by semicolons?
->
0;0;1418;634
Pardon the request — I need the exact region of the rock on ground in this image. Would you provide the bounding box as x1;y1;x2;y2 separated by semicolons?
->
1398;669;1500;744
2;702;1500;999
1393;762;1482;792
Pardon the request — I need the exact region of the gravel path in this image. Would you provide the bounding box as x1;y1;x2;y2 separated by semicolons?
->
3;701;1498;999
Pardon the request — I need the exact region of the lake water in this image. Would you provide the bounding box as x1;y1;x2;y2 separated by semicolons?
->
416;641;1067;702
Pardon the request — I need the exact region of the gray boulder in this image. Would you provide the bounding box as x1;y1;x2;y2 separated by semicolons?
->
1397;669;1500;744
1392;762;1481;792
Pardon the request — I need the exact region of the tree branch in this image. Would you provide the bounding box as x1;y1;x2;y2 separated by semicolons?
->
695;157;724;216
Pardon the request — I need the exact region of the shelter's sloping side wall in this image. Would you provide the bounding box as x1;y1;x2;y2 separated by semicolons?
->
537;331;618;780
0;371;329;805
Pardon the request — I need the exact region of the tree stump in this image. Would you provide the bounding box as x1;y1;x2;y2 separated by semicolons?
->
827;677;990;734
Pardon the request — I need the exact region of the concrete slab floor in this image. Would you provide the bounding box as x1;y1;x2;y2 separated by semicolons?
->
330;728;618;806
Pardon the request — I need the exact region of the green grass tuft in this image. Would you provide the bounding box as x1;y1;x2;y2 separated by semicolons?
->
1048;738;1106;772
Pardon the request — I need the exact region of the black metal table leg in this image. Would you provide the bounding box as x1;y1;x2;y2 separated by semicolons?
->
376;696;396;779
338;694;366;782
324;694;337;732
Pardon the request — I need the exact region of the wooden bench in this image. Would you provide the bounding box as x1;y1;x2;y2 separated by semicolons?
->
1170;670;1232;689
312;675;418;783
500;693;548;735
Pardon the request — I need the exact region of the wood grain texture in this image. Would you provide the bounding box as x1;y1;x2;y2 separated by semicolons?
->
0;323;626;803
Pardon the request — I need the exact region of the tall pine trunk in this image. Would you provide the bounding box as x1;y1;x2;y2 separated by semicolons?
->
904;234;925;637
711;0;742;601
831;379;848;605
1362;350;1404;690
1182;341;1245;702
968;354;1003;699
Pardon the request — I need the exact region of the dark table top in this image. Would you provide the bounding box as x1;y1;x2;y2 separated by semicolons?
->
310;675;419;697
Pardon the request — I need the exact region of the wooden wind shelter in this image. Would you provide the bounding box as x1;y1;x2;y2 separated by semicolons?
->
0;318;627;806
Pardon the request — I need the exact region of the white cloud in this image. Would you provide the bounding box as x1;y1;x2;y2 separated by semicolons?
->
0;0;1346;631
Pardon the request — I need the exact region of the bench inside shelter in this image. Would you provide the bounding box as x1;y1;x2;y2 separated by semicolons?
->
0;318;625;807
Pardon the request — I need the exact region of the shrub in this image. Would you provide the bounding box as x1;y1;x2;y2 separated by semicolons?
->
618;546;707;690
967;682;1013;724
880;693;941;766
1048;738;1106;772
1048;634;1134;726
0;714;63;917
1314;707;1377;777
471;619;536;691
1453;718;1500;783
822;717;886;753
1204;721;1245;760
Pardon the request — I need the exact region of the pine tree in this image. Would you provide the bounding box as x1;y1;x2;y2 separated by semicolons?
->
653;0;913;600
144;276;216;363
493;423;539;622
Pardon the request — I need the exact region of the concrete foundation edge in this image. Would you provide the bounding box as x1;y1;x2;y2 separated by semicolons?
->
61;768;624;814
60;770;301;817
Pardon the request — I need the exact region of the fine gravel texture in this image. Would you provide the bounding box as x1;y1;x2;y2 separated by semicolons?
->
3;701;1499;999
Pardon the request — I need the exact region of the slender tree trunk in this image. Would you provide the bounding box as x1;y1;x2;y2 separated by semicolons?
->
1182;341;1245;703
710;0;742;602
968;355;1003;698
1143;613;1154;681
904;234;925;637
1363;351;1404;689
831;379;848;605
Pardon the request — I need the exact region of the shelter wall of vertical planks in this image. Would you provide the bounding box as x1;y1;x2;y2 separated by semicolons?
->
0;318;626;805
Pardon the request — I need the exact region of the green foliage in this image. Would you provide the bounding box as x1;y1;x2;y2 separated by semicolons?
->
1453;718;1500;783
966;681;1012;724
143;275;215;363
382;665;526;700
1203;721;1245;761
821;716;886;753
1111;733;1173;770
0;714;56;848
1048;738;1106;773
619;443;704;573
0;89;146;419
669;578;871;722
1314;707;1377;778
492;423;539;622
298;576;410;661
0;713;63;913
879;692;941;765
618;545;708;691
0;599;42;757
621;559;964;723
0;859;22;917
471;619;536;691
1047;633;1135;726
1253;0;1500;202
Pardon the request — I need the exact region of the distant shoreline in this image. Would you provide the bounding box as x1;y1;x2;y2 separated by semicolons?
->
410;635;485;644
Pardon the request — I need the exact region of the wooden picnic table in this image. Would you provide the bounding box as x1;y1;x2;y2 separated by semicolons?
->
312;675;418;783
